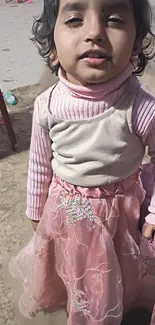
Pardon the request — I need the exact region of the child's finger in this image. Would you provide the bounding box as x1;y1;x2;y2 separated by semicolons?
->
143;223;154;240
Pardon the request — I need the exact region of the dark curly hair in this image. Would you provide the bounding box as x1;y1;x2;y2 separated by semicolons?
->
32;0;155;75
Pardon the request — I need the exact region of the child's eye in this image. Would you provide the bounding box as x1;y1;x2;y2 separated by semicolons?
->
106;16;124;26
65;17;83;28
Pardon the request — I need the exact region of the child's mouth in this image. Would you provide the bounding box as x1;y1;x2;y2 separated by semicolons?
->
80;50;110;65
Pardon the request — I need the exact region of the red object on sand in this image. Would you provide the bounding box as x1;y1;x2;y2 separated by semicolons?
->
0;118;5;125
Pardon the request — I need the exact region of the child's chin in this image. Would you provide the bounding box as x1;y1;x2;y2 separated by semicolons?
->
80;70;111;85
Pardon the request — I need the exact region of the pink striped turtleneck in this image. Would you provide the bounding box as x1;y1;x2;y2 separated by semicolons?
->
26;63;155;223
52;61;136;118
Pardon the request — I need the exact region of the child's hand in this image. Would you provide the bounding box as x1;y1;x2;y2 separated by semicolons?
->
30;219;39;231
143;222;155;240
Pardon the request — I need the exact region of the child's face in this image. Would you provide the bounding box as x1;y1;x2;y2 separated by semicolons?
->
54;0;136;85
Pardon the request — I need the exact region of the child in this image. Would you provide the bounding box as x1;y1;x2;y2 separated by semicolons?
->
9;0;155;324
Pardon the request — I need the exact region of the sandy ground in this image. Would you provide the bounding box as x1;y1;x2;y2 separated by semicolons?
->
0;0;44;91
1;65;155;325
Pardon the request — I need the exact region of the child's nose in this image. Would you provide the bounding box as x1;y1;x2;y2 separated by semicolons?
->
84;15;105;43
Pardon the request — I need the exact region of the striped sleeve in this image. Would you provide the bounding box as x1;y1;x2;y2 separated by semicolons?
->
26;98;53;220
132;86;155;222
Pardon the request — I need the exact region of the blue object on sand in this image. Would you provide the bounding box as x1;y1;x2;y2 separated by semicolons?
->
3;91;17;105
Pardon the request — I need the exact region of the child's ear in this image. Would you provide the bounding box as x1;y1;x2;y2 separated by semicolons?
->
49;49;59;68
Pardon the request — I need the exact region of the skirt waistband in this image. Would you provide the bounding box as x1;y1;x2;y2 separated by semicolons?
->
51;170;141;198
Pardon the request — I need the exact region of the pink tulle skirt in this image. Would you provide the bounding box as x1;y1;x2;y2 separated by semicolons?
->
9;171;155;325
